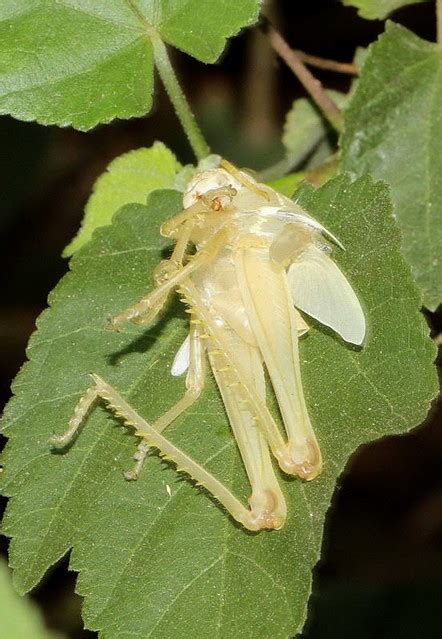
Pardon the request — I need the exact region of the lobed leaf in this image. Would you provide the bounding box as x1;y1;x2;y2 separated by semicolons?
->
0;177;437;638
341;0;428;20
64;142;185;255
0;0;261;129
341;22;442;309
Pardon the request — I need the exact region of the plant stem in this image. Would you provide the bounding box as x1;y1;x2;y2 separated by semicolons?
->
437;0;442;47
266;25;343;133
294;50;359;75
152;37;210;161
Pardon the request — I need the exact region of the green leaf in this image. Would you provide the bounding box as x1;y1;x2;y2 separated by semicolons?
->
1;178;436;638
267;171;307;197
341;22;442;310
64;142;184;255
0;556;62;639
282;92;347;169
341;0;428;20
0;0;261;129
261;92;347;184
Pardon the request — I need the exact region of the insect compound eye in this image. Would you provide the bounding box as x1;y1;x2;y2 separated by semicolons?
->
211;197;223;212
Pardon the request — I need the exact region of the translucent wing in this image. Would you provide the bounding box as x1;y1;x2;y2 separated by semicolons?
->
171;334;190;376
287;245;366;345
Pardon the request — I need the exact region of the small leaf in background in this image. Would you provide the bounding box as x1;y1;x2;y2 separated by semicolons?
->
341;0;428;20
0;0;261;129
0;556;62;639
64;142;184;255
0;175;436;637
283;91;347;169
263;91;347;184
267;171;307;196
267;162;339;197
341;22;442;310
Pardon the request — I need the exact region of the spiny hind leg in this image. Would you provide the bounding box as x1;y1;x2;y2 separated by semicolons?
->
179;278;298;476
52;374;269;531
124;321;207;480
49;386;98;448
235;246;322;480
208;329;287;530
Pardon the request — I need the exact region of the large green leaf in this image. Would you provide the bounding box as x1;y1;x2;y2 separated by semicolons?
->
1;177;436;638
341;0;428;20
341;22;442;310
64;142;184;255
0;0;261;129
0;556;62;639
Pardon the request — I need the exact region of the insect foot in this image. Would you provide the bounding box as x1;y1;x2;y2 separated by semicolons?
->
275;439;322;482
290;440;323;481
245;490;287;531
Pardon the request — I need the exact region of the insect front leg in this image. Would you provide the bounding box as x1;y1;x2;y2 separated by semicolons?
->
153;218;196;287
109;226;230;330
51;374;266;532
123;321;206;480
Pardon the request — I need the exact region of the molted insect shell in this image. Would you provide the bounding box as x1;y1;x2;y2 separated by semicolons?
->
56;161;367;533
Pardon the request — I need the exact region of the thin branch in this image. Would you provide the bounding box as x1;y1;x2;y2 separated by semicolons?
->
294;50;359;75
265;25;343;132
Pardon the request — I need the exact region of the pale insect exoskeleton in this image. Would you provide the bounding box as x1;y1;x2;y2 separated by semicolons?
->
50;160;366;532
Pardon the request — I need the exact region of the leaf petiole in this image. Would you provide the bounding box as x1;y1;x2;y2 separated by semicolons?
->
152;36;210;161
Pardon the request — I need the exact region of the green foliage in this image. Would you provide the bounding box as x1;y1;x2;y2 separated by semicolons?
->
64;143;185;255
1;174;436;637
0;0;260;130
0;556;62;639
282;92;347;169
341;22;442;310
267;171;307;197
341;0;428;20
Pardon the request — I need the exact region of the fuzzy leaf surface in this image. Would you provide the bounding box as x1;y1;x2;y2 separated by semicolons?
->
341;22;442;309
341;0;427;19
0;0;261;129
64;143;184;255
1;179;437;638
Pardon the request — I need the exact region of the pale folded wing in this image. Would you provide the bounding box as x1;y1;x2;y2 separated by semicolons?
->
171;334;190;376
287;245;366;345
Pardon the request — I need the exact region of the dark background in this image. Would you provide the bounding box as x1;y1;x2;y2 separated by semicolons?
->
1;1;441;637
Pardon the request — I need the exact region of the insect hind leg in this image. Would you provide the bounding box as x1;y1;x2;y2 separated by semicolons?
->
208;329;287;530
51;373;268;531
123;321;206;481
49;386;98;448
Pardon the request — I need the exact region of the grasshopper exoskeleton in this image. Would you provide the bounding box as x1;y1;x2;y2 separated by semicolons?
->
51;160;365;532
